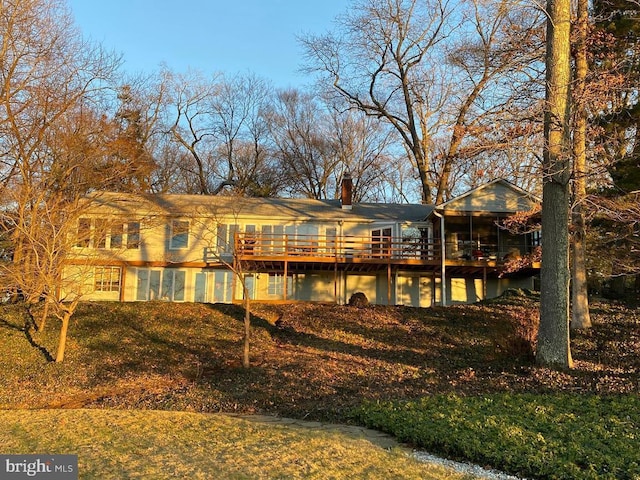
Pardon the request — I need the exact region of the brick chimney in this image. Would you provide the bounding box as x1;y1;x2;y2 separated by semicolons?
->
341;172;353;210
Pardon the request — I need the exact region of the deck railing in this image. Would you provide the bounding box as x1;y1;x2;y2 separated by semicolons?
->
200;233;533;264
233;233;440;261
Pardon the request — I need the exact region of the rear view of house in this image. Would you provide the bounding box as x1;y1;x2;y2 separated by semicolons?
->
64;179;540;306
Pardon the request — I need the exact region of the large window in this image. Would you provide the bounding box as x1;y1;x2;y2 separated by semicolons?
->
94;266;121;292
136;268;185;301
268;273;293;297
170;220;189;249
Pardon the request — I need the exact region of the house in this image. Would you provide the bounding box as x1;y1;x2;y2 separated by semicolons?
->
63;178;540;307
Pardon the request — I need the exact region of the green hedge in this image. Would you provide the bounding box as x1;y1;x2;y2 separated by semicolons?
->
350;393;640;479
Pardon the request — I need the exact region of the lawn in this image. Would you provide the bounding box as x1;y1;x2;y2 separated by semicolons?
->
0;409;462;479
1;292;639;478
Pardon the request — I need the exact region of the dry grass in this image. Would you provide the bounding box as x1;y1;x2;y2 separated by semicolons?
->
0;409;467;479
0;295;638;420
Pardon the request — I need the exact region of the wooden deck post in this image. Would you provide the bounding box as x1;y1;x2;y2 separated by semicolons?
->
483;267;487;300
284;259;288;301
334;261;338;304
387;263;392;305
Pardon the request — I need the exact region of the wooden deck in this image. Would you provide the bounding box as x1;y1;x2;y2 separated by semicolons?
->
223;233;537;277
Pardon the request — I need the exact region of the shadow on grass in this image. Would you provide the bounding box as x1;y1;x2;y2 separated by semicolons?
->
3;300;638;419
207;303;276;332
0;311;54;363
71;302;278;389
23;325;54;363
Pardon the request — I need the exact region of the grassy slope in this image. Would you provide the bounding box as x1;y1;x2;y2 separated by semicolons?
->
1;294;639;478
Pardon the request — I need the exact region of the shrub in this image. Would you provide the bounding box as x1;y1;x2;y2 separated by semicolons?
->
349;393;640;480
348;292;369;308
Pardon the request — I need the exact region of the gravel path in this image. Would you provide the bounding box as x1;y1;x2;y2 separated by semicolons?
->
412;451;523;480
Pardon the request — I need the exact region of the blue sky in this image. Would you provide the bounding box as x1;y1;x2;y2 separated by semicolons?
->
68;0;348;89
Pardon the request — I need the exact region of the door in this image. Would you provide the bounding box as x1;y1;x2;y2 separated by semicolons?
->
372;227;392;257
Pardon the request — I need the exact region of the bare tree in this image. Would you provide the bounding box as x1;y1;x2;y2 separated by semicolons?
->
585;192;640;281
165;71;276;196
0;0;152;362
0;0;120;194
267;89;341;199
186;201;259;368
164;70;221;194
537;0;574;368
2;187;122;362
301;0;452;203
327;106;399;202
301;0;544;204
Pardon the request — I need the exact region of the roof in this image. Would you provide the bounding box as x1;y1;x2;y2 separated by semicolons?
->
435;179;540;214
87;192;434;224
87;179;535;223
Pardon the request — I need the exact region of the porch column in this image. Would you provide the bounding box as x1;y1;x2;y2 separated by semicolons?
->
387;263;392;305
483;267;487;300
433;210;447;306
284;260;288;301
334;261;338;304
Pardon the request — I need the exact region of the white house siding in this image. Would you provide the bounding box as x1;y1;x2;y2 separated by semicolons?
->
441;276;535;305
73;264;535;306
449;278;484;304
440;181;538;213
488;276;535;297
292;274;335;302
65;186;539;307
396;275;434;308
346;274;378;304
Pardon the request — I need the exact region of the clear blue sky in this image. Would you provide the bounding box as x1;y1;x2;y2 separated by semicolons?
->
68;0;348;88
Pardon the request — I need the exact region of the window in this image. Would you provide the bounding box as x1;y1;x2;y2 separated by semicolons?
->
94;266;121;292
95;219;108;249
136;268;185;301
110;223;123;249
76;219;140;249
76;218;91;247
216;223;239;254
268;273;293;297
326;227;337;254
127;222;140;249
170;220;189;249
216;224;228;253
213;271;233;302
372;227;392;256
532;230;541;247
194;272;207;303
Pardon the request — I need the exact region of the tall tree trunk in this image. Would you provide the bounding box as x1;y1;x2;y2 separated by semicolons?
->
537;0;574;368
571;0;592;330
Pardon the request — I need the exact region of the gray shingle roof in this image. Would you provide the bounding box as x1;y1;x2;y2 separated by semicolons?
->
88;192;434;224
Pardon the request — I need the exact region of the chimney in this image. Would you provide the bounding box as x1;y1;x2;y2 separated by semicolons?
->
341;171;353;210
